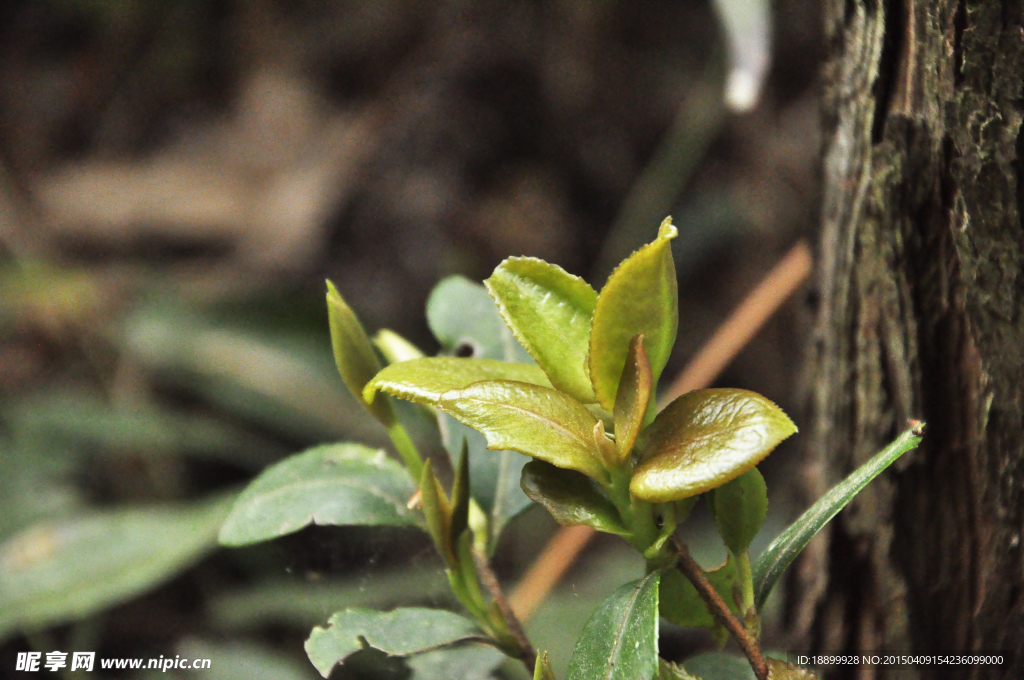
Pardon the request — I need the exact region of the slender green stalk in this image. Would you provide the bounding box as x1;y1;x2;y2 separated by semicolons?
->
386;421;423;479
734;550;759;637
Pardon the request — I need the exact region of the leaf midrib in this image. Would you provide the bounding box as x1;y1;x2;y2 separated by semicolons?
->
600;577;647;680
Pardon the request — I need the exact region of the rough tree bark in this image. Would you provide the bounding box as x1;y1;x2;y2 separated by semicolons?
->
798;0;1024;678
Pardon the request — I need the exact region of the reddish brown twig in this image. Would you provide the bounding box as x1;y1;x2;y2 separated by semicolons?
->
672;537;769;680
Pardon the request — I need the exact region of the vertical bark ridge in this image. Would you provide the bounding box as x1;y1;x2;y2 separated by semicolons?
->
803;1;1024;677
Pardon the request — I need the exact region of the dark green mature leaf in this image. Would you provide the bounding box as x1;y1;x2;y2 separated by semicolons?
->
219;444;418;547
614;335;653;460
710;467;768;554
753;427;923;609
566;572;660;680
304;608;490;678
659;556;738;629
0;494;232;639
485;257;598;403
631;389;797;503
438;380;605;480
407;644;506;680
589;217;678;411
364;358;551;405
427;275;532;363
521;461;627;535
326;281;394;425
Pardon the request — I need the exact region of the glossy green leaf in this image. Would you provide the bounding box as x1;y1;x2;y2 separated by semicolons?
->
427;275;532;363
0;494;232;639
521;460;627;535
438;380;605;480
710;467;768;554
589;217;678;411
304;608;489;678
682;652;755;680
427;277;536;547
420;460;454;565
566;572;660;680
364;357;551;405
326;280;393;424
659;555;738;629
659;658;701;680
485;257;598;402
631;389;797;503
374;329;426;364
219;444;418;547
613;334;653;460
753;427;923;609
450;441;471;545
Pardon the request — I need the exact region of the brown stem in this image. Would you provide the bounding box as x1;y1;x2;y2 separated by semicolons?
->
472;549;537;671
671;537;769;680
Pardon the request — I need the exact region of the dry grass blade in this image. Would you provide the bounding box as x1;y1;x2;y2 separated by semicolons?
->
508;239;813;621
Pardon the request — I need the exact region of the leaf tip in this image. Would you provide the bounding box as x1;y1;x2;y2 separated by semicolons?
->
657;216;678;241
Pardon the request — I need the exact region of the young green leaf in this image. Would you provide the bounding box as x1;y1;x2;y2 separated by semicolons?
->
659;556;738;629
589;217;678;411
437;380;606;480
450;441;471;546
520;460;628;535
631;389;797;503
0;494;232;638
219;444;419;547
426;275;532;363
566;572;660;680
373;329;425;364
533;651;557;680
326;280;394;425
613;334;653;460
439;415;532;548
420;460;454;566
304;607;490;678
485;257;598;403
752;427;923;609
710;467;768;554
364;357;551;405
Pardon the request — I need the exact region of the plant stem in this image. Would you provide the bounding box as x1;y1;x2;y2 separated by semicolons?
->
386;420;422;479
472;549;537;672
671;537;768;680
735;549;759;637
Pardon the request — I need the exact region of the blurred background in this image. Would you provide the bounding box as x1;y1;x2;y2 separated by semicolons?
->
0;1;822;678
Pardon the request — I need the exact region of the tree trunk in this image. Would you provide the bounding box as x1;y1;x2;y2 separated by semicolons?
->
799;0;1024;678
